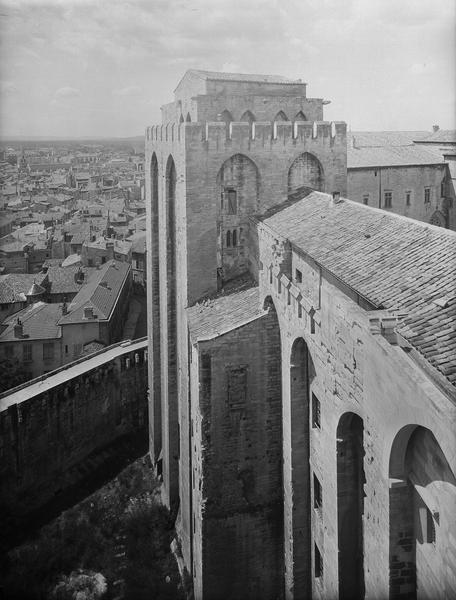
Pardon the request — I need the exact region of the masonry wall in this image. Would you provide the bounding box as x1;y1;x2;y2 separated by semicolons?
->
0;342;148;521
194;310;283;600
256;224;456;599
147;120;346;304
347;164;450;227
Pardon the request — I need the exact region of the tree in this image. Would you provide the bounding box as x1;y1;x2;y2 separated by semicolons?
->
0;356;30;393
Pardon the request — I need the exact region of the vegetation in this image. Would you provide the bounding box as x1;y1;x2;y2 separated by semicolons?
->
0;356;30;394
1;456;184;599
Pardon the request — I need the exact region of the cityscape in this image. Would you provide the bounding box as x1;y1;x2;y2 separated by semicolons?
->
0;1;455;600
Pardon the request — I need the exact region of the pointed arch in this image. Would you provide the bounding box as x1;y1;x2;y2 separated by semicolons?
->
240;110;256;124
219;109;233;125
288;152;325;198
294;110;307;121
274;110;288;121
165;153;179;505
149;152;161;460
186;112;191;122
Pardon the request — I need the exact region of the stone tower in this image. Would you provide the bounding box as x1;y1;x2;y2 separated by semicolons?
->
145;70;347;599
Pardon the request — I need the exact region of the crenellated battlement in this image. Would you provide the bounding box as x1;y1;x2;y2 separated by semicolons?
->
145;119;347;150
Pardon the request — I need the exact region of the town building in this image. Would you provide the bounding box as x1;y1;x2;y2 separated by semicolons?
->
145;71;456;600
0;259;132;380
347;130;456;230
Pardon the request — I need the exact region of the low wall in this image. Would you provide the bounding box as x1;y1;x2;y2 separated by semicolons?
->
0;338;148;528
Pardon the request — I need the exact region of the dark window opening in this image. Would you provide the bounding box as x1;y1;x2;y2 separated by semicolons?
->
312;392;321;428
441;181;445;197
226;230;231;247
295;269;302;283
313;473;322;510
232;229;237;247
406;191;411;206
315;545;323;578
424;187;431;203
384;191;392;208
226;189;237;214
363;195;369;205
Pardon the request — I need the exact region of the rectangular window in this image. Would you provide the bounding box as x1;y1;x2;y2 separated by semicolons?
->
43;342;54;361
295;269;302;283
384;191;392;208
441;181;445;197
312;392;321;428
424;187;431;203
313;474;322;511
23;344;33;362
406;191;411;206
362;195;369;205
226;189;237;214
315;544;323;578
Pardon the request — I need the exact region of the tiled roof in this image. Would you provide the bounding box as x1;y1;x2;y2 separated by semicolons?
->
348;145;444;169
261;191;456;388
46;265;96;295
0;273;47;304
188;69;302;85
417;129;456;144
59;259;130;324
0;302;62;341
350;131;430;147
187;286;263;343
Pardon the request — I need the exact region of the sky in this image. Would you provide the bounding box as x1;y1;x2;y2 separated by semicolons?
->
0;0;455;138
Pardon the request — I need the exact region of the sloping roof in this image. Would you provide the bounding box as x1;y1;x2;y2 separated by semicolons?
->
347;145;444;169
187;286;264;343
0;273;47;304
350;131;430;147
46;265;96;295
417;129;456;144
261;191;456;388
0;302;62;341
127;232;146;254
187;69;302;85
59;259;130;324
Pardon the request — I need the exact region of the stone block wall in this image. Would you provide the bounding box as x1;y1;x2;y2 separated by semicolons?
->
254;224;456;599
0;340;148;520
191;308;283;600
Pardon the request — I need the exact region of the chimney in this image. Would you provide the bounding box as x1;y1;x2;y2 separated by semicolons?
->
332;191;341;204
83;306;94;319
61;301;68;315
14;318;23;338
433;125;440;132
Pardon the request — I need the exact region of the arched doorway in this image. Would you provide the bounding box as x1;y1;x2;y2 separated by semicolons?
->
389;426;456;599
337;412;365;599
288;152;324;198
290;337;315;599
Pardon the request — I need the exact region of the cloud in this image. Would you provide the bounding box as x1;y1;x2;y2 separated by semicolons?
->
112;85;143;97
54;86;80;98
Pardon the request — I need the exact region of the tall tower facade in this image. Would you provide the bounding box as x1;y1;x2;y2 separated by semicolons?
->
145;70;347;598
